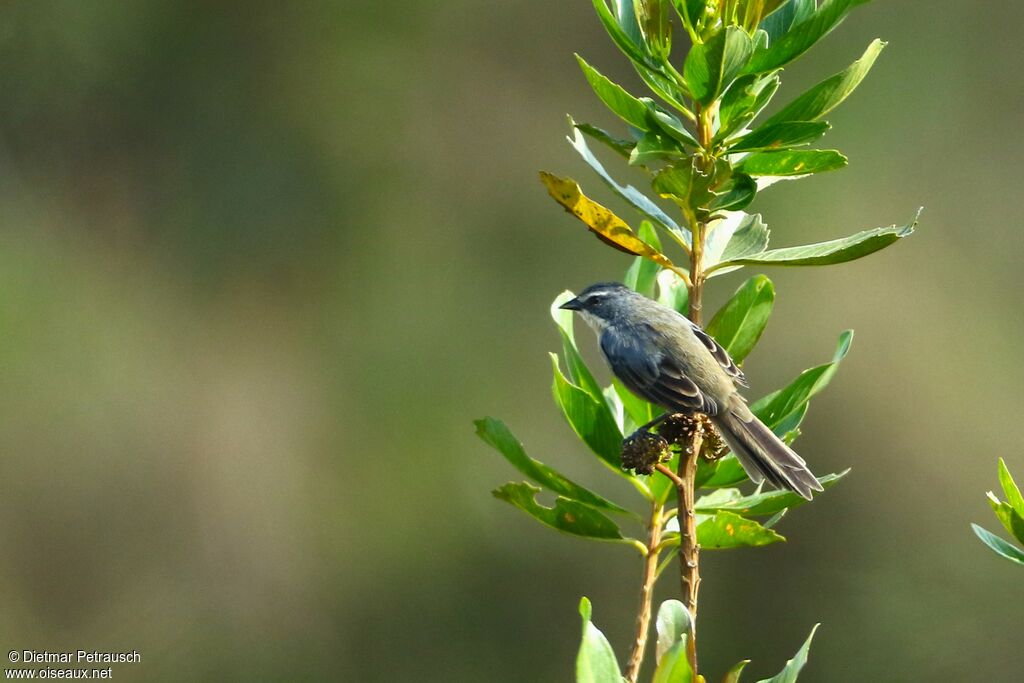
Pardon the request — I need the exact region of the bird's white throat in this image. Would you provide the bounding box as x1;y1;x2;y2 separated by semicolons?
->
578;310;607;335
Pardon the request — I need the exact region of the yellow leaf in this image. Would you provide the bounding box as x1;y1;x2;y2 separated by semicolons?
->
539;172;690;283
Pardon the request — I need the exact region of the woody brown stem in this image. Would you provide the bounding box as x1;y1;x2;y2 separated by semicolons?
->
624;502;665;683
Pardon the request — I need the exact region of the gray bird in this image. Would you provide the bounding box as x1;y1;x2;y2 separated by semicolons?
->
560;282;822;499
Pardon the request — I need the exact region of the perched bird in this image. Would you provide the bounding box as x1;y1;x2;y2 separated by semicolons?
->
560;282;822;499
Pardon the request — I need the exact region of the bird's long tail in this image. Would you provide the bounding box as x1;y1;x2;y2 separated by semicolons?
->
710;402;823;500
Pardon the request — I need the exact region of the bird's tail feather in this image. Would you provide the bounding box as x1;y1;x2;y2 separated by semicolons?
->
711;407;823;500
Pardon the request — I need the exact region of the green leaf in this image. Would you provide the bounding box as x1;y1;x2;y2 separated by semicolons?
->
577;54;651;130
476;418;632;515
624;222;664;298
706;275;775;363
575;122;635;158
674;0;709;35
730;121;830;153
709;211;919;270
755;625;820;683
998;458;1024;518
653;161;714;208
704;213;771;276
709;173;758;212
696;455;748;489
576;597;624;683
649;107;700;148
614;377;657;431
656;599;694;662
657;269;690;314
696;470;849;515
551;353;625;469
631;131;687;166
719;74;781;140
684;26;754;104
737;149;848;177
752;331;853;431
723;660;751;683
972;524;1024;567
617;0;643;45
568;124;688;245
636;63;693;112
652;637;694;683
745;0;869;74
760;0;815;43
552;291;606;402
494;483;625;542
988;494;1024;546
697;510;785;549
592;0;651;67
763;39;886;126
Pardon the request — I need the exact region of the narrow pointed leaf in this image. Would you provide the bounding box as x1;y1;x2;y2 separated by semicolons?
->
614;377;658;430
674;0;709;35
685;26;754;104
719;74;781;140
551;353;625;469
696;454;748;489
650;108;700;148
624;222;665;297
745;0;869;74
577;54;651;130
737;149;847;177
568;125;687;243
709;173;758;212
657;269;690;313
987;494;1024;546
494;483;625;541
972;524;1024;566
540;172;690;282
756;625;820;683
697;510;785;549
592;0;650;66
631;131;687;166
760;0;815;42
696;470;849;515
476;418;632;515
998;458;1024;518
575;121;635;158
764;39;886;126
710;212;919;270
723;660;750;683
706;275;775;363
577;597;624;683
730;121;830;152
636;62;692;112
752;331;853;430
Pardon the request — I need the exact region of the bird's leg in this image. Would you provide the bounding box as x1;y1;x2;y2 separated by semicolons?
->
636;412;673;433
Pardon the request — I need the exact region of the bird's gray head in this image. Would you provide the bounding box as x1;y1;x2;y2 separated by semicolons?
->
558;282;639;328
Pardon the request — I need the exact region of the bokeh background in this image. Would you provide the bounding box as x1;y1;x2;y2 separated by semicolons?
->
0;1;1019;680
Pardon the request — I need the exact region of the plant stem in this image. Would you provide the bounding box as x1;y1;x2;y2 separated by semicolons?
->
671;100;717;679
625;502;665;683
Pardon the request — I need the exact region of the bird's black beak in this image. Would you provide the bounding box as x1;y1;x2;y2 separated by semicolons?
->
559;297;583;311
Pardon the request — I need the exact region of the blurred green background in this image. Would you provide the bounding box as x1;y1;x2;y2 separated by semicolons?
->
0;1;1020;680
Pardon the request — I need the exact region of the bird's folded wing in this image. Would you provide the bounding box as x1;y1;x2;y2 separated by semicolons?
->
601;330;717;415
685;319;748;388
